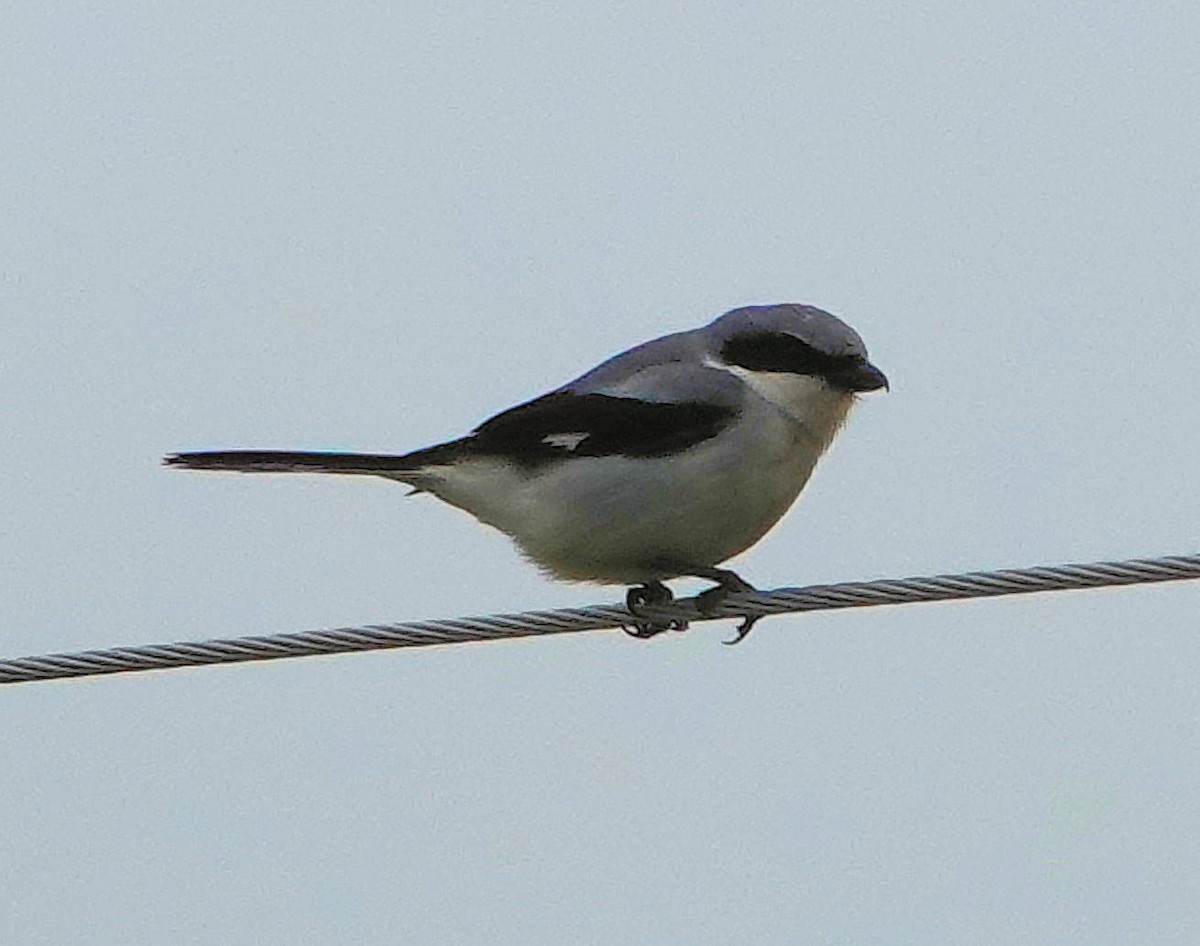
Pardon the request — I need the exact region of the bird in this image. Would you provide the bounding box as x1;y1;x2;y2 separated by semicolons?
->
165;303;887;643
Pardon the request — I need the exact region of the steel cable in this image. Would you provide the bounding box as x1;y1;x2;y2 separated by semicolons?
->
2;552;1198;685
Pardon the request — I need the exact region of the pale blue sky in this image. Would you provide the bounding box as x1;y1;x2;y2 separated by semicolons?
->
4;2;1200;943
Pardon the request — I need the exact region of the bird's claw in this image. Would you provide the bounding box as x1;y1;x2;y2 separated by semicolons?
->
721;615;762;646
694;572;761;645
623;571;761;643
623;582;688;639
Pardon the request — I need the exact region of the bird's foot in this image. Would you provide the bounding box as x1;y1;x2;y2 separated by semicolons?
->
692;569;762;645
624;581;688;639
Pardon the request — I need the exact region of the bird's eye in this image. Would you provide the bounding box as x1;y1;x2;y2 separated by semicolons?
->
720;331;855;377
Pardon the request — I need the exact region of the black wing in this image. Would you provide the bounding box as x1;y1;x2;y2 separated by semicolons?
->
166;393;738;475
440;392;736;468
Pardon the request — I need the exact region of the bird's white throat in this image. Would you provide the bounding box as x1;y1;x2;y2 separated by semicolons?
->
705;357;853;430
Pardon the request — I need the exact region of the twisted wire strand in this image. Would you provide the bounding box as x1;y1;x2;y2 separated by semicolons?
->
2;552;1198;685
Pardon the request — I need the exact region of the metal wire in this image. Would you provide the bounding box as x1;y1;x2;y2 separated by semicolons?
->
2;552;1198;685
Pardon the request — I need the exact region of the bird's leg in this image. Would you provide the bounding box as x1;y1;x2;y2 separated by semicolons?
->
690;568;762;645
623;581;687;638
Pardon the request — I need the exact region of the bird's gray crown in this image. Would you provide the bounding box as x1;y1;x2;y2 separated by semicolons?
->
703;304;868;360
564;302;884;398
704;303;887;393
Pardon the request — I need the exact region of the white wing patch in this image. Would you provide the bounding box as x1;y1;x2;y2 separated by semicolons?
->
541;431;590;451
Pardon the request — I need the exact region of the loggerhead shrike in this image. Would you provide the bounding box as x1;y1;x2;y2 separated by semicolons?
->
165;303;887;642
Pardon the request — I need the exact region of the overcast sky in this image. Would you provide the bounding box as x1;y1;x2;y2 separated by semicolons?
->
4;2;1200;943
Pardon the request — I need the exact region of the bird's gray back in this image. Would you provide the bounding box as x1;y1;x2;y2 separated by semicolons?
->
562;328;745;407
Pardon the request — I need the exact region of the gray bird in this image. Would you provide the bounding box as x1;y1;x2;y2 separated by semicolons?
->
165;303;887;642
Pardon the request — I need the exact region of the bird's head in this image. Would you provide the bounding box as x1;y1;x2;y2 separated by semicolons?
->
705;303;888;395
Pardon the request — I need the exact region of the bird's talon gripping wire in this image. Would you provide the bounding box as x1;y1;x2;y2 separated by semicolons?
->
693;570;761;645
623;582;687;638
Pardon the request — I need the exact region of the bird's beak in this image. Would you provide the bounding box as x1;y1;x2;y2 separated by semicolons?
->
840;361;889;393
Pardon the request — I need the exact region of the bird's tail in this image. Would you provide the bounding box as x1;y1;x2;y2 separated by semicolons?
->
163;449;441;477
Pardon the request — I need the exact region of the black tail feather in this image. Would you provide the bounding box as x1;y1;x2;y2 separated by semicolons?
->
163;450;426;475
